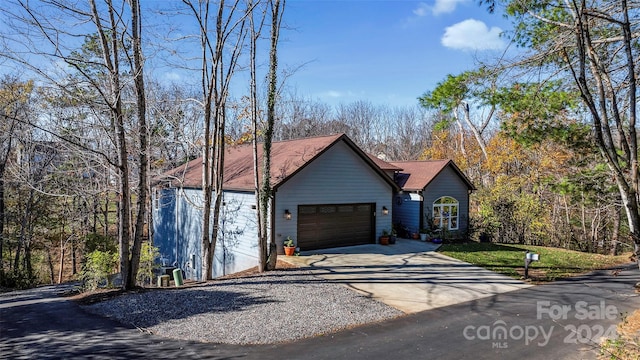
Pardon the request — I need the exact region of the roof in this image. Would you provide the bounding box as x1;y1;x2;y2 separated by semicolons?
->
389;160;475;192
158;133;398;192
367;154;403;172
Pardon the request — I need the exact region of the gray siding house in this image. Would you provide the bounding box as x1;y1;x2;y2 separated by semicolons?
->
152;134;398;280
152;134;475;280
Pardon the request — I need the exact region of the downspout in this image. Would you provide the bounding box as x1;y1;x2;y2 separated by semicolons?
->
419;190;424;231
174;188;179;268
221;194;225;276
270;192;276;255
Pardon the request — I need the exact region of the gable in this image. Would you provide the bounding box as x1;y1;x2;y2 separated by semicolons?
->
390;160;474;192
156;133;397;192
278;140;394;195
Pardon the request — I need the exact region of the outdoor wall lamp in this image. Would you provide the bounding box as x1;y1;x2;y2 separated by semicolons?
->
382;206;389;215
284;209;292;220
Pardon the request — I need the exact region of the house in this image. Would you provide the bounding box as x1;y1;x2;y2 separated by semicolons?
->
389;160;475;238
152;133;475;280
152;133;398;280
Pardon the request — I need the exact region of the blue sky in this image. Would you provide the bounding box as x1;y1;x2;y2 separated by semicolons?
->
1;0;511;109
276;0;512;107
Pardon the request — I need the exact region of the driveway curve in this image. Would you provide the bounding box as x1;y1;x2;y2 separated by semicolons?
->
282;238;532;313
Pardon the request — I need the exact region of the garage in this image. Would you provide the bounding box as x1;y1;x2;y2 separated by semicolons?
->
297;203;375;250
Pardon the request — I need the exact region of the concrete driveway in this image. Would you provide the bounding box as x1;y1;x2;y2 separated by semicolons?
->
282;238;532;313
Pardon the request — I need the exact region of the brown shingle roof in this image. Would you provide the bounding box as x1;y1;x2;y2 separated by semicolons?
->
158;133;398;192
389;160;475;191
367;154;403;172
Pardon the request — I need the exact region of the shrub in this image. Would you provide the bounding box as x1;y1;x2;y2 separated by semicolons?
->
80;250;118;291
0;268;39;289
136;242;160;286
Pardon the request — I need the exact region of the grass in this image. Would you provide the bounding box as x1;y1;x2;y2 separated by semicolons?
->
438;242;634;282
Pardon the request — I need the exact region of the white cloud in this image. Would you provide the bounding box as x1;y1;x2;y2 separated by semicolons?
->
432;0;468;15
324;90;343;98
413;0;469;16
441;19;505;51
164;72;182;81
412;2;429;16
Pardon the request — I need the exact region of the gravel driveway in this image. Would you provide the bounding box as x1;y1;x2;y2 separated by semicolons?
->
82;268;403;345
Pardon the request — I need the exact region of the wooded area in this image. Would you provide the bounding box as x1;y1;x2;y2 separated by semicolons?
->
0;0;637;289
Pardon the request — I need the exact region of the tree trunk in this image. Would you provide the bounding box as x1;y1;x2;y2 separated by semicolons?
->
15;188;35;275
71;239;77;275
58;239;65;284
264;0;283;271
571;0;639;269
127;0;147;290
610;204;620;256
249;0;268;272
0;163;5;281
89;0;132;289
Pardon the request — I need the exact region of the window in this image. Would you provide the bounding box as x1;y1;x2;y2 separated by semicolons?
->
433;196;459;230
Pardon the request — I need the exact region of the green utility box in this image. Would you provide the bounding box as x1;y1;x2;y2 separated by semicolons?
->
172;268;184;287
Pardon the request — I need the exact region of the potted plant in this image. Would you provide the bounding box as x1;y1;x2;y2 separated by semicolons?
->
379;230;390;245
419;229;429;242
389;229;397;244
283;236;296;256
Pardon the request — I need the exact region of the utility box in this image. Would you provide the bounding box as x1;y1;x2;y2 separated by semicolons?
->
157;275;170;287
173;268;184;287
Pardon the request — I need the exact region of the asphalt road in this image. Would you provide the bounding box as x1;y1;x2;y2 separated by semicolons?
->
1;265;638;360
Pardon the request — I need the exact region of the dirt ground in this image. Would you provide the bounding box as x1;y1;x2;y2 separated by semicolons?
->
599;309;640;359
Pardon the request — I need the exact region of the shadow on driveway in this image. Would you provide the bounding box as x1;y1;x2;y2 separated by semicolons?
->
0;284;258;359
282;238;532;313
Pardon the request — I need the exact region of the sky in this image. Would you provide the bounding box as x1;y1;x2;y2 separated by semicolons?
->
273;0;512;108
0;0;513;110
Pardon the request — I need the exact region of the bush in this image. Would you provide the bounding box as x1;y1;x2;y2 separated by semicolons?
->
0;268;39;290
136;242;160;286
80;250;118;291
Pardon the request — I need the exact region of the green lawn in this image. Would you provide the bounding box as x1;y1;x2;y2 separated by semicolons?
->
438;242;634;282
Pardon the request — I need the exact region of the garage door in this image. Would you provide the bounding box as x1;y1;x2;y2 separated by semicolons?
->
297;203;374;250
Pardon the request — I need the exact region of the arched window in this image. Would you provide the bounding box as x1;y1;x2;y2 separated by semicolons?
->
433;196;459;230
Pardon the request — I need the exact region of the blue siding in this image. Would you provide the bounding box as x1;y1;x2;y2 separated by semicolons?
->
153;188;178;265
176;189;204;280
152;188;260;280
392;193;421;235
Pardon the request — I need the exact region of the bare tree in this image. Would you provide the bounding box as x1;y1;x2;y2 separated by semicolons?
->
261;0;284;271
1;0;151;288
182;0;250;280
248;0;268;271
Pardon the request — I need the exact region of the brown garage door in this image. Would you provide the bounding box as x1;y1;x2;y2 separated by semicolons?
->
297;203;374;250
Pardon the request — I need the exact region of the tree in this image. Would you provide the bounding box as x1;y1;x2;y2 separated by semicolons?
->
480;0;639;266
0;77;33;284
419;69;497;161
127;0;148;290
182;0;250;280
1;0;151;289
260;0;284;271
